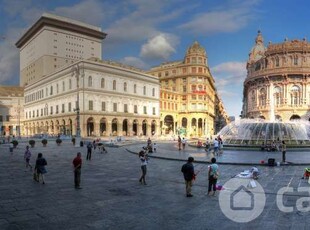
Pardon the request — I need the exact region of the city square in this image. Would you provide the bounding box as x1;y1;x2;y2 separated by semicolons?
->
1;1;310;230
1;139;310;229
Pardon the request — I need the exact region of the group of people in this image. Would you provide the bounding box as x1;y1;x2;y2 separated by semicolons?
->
261;140;287;162
177;136;187;150
181;156;219;197
205;136;223;155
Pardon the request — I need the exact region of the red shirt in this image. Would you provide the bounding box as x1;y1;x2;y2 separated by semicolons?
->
73;156;82;168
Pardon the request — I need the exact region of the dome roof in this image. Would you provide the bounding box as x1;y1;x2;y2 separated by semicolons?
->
186;41;206;56
248;30;266;63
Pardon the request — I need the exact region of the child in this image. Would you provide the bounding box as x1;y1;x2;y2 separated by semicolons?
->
153;143;157;152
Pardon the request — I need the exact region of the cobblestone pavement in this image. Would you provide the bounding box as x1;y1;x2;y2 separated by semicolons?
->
0;140;310;230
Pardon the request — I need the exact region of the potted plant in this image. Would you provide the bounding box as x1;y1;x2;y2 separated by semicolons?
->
41;139;48;147
72;137;76;145
56;138;62;146
11;140;18;148
29;139;35;148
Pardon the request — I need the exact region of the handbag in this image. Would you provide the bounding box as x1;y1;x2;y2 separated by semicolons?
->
33;172;39;182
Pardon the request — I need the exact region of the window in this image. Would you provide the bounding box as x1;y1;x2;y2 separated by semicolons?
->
50;106;53;115
101;102;106;111
134;84;137;93
68;102;72;112
143;86;146;95
56;105;59;114
101;78;105;88
294;56;298;65
152;88;155;97
113;80;116;90
89;100;93;110
6;115;10;121
50;86;53;95
124;82;127;92
62;81;65;91
41;109;43;116
69;79;72;89
134;105;138;113
113;103;117;112
124;104;128;113
152;107;156;115
46;88;48;96
275;56;279;67
62;104;65;113
183;86;187;93
88;76;92;87
143;106;147;114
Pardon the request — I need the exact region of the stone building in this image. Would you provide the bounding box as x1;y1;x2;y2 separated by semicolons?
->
16;13;160;138
147;41;228;137
243;31;310;121
0;86;24;137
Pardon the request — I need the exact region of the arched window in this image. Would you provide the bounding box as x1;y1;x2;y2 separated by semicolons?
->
101;78;105;88
274;86;281;106
291;85;300;105
294;56;298;65
143;86;146;95
258;88;266;106
88;76;92;87
124;82;127;92
134;84;137;93
113;80;116;90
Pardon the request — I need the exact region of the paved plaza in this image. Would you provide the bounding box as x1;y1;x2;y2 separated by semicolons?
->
1;139;310;230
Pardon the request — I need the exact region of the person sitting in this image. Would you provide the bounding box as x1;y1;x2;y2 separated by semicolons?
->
260;142;266;151
250;167;259;179
302;168;310;179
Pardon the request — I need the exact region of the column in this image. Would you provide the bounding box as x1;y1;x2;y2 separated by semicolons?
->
128;121;133;136
94;122;100;137
106;121;112;137
147;123;152;137
137;121;142;136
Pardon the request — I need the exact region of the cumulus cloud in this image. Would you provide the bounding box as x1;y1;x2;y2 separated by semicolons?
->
140;34;178;60
211;61;246;87
120;56;149;70
178;1;259;35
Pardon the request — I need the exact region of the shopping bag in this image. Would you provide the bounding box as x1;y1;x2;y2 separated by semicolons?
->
248;179;257;188
33;172;39;182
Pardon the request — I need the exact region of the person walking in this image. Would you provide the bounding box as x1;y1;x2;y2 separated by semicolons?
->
205;138;210;153
139;150;148;185
178;136;181;150
86;142;92;160
73;152;82;189
181;157;195;197
208;157;219;196
213;138;219;155
35;153;47;184
281;140;286;163
182;137;186;150
24;146;32;171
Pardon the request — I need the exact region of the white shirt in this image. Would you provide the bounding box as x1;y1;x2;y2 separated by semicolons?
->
214;140;219;148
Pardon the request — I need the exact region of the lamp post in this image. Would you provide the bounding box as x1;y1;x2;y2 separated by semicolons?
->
72;64;84;147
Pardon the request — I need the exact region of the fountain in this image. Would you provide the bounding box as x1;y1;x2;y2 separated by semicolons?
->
217;119;310;147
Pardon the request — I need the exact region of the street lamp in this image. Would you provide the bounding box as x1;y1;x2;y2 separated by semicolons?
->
72;64;84;147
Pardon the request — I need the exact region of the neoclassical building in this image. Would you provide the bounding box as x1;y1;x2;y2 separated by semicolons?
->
0;86;24;137
147;41;229;137
243;31;310;121
16;13;160;138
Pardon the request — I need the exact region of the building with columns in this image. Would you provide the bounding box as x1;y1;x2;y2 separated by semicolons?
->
243;31;310;121
147;41;228;138
16;13;160;138
0;86;24;137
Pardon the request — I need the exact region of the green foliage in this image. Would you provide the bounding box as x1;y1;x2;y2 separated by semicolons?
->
11;140;18;147
29;139;35;147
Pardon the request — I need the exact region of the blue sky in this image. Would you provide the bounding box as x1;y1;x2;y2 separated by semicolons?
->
1;0;310;118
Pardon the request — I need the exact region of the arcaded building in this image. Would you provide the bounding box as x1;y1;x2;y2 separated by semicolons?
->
147;41;228;137
16;13;160;137
243;31;310;121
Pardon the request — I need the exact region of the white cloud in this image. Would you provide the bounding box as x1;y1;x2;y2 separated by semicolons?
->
140;34;178;60
211;61;246;87
120;56;149;70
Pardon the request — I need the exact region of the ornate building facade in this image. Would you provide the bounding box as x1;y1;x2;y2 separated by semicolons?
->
147;41;228;137
0;86;24;137
243;31;310;121
16;13;160;138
